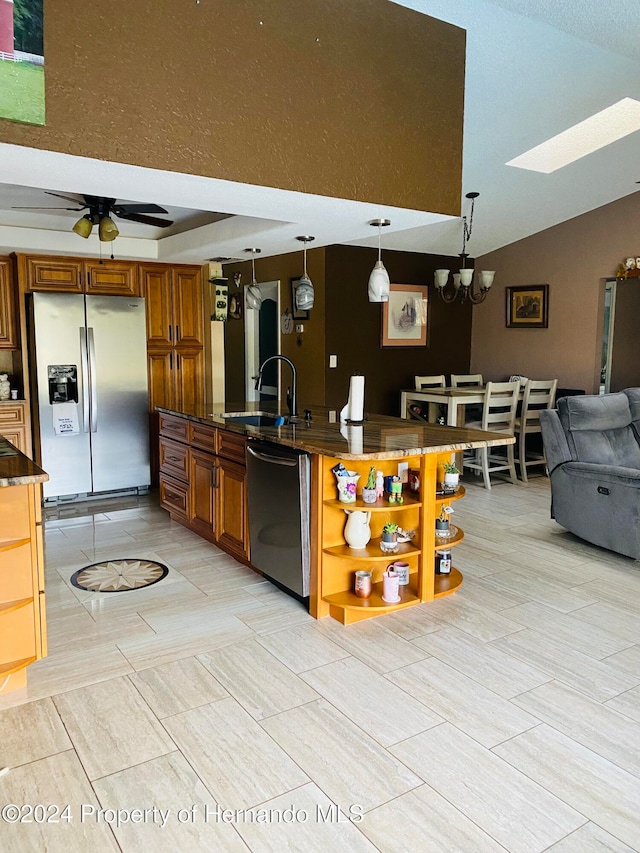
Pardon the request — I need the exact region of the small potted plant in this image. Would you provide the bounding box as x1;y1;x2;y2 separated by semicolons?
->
436;504;451;535
362;466;378;504
380;521;400;554
443;462;460;489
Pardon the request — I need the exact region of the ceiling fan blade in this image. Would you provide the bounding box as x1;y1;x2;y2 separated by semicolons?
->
113;203;168;215
45;191;86;205
11;205;85;210
115;212;174;227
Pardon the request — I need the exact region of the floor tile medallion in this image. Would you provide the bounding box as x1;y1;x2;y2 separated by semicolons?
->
70;559;169;592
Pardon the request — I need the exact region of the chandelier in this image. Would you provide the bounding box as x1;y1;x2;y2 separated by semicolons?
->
434;192;495;304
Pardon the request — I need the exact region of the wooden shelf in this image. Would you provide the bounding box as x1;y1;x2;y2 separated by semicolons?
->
434;567;463;598
0;655;37;677
323;538;420;561
324;494;421;511
0;537;30;554
435;485;466;504
434;525;464;549
0;597;33;615
324;579;420;612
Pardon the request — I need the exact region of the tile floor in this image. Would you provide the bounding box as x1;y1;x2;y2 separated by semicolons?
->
1;478;640;852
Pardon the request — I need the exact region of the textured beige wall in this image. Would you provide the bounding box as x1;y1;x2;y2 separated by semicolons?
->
0;0;465;214
471;192;640;394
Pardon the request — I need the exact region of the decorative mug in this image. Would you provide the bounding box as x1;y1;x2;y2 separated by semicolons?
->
336;471;360;503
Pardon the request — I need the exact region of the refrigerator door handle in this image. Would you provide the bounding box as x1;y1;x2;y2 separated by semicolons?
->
87;327;98;433
80;326;90;433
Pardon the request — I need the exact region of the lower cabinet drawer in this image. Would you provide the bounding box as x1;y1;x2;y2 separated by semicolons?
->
158;413;189;443
190;422;216;453
159;437;189;481
159;474;189;519
217;430;247;464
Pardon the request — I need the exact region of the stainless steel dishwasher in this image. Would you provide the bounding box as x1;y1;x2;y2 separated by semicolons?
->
246;440;311;602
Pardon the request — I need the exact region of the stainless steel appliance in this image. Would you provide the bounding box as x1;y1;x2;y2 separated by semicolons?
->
30;292;150;502
246;440;311;601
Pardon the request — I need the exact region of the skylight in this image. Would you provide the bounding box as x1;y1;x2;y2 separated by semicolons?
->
506;97;640;173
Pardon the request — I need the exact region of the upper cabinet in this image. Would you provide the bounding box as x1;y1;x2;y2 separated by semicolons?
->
140;264;204;350
0;258;18;349
18;255;140;296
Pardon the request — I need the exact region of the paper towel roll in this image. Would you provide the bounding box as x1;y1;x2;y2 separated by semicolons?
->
340;374;365;422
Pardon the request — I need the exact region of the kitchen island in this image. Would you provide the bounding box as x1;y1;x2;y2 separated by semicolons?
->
156;403;512;624
0;438;48;692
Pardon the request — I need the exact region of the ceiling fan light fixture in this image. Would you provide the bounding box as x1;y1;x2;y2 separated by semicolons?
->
98;216;119;242
72;215;93;239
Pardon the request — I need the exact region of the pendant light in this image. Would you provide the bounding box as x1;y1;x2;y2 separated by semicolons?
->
368;218;391;302
295;236;315;310
245;248;262;309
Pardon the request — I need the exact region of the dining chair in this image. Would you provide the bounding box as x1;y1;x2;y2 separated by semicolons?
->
414;375;446;389
450;373;484;424
409;375;447;421
463;380;520;489
450;373;483;387
514;378;558;482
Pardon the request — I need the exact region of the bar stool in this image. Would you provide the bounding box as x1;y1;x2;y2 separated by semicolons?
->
515;379;558;482
464;380;520;489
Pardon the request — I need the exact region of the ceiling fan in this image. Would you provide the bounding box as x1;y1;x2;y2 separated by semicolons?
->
12;192;174;241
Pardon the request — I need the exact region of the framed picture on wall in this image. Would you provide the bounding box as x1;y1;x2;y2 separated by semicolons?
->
381;284;428;347
291;277;310;320
506;284;549;328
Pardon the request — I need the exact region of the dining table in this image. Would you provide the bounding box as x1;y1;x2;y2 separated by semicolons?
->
400;385;488;426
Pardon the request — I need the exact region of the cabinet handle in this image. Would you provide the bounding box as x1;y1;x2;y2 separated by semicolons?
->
212;465;219;488
166;455;181;463
170;352;173;370
164;423;181;432
176;325;180;342
177;353;181;369
169;325;173;342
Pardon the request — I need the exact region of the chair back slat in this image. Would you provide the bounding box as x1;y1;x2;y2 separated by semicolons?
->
520;379;558;430
451;373;483;388
414;374;446;390
481;380;520;433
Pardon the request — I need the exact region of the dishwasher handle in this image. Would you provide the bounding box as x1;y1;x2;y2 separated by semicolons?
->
247;444;300;467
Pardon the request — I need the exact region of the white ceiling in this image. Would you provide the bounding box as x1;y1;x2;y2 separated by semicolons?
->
0;0;638;264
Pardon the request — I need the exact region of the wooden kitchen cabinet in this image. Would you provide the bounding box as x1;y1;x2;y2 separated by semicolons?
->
0;403;28;455
158;415;250;563
141;264;204;349
0;480;47;692
18;255;140;296
0;258;18;348
216;456;248;560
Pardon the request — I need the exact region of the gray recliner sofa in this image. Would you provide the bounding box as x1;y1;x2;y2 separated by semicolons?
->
539;388;640;559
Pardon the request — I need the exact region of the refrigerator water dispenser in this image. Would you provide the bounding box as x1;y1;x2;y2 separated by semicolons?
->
48;365;78;404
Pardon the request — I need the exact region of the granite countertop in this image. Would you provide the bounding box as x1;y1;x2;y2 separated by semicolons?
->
0;437;49;487
157;402;514;461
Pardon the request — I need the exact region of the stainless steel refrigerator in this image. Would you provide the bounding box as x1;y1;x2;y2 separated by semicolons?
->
30;292;150;502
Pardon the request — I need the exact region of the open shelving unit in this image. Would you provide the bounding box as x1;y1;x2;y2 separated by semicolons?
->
314;451;465;624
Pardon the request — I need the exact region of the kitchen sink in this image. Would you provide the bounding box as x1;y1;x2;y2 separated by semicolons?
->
219;412;288;427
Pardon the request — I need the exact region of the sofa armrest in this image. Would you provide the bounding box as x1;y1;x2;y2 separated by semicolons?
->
562;461;640;488
539;409;571;473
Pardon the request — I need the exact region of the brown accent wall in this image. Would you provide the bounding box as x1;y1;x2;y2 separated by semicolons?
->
223;249;326;405
325;246;472;415
471;192;640;395
1;0;465;214
223;244;473;415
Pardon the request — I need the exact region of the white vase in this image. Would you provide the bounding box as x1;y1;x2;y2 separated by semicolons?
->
343;510;371;549
444;472;459;488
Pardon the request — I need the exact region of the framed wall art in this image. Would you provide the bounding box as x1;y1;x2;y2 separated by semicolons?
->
506;284;549;328
381;283;428;347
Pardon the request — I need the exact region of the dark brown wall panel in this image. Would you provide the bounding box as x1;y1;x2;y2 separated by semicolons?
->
0;0;464;214
325;246;472;416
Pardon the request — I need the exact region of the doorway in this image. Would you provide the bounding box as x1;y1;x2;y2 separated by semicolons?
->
600;277;640;393
244;280;280;402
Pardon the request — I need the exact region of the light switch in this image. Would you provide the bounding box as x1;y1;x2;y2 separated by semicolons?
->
296;324;304;333
329;355;338;368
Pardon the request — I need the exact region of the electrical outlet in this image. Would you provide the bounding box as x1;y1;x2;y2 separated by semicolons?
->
295;324;304;333
397;461;409;483
328;410;337;422
329;355;338;368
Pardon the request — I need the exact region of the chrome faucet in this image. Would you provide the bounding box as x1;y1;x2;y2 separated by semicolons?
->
255;355;298;419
